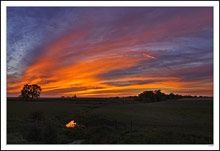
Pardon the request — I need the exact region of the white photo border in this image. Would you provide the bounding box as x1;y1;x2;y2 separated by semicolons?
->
1;1;219;150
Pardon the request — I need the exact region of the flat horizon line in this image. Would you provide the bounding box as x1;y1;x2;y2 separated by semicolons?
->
7;96;214;99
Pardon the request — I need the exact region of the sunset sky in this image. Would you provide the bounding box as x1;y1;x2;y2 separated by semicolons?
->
7;7;213;97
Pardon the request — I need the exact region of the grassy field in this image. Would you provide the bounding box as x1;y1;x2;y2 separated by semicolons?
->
7;97;213;144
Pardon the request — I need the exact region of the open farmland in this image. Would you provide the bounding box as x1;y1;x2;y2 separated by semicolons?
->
7;97;213;144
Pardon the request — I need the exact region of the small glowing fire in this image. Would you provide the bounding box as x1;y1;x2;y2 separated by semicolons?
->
66;120;77;128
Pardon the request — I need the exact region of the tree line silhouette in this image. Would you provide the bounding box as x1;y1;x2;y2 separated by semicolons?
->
19;84;203;102
137;90;182;103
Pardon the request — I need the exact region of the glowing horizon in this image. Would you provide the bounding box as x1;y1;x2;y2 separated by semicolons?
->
7;7;213;97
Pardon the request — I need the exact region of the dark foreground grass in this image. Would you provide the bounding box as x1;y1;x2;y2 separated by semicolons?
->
7;98;213;144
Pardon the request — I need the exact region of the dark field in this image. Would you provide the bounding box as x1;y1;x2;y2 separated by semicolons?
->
7;97;213;144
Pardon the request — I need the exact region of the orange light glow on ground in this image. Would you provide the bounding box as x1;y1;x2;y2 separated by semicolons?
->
66;120;77;128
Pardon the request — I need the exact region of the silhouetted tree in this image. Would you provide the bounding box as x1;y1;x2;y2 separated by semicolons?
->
72;95;77;101
153;90;166;101
168;93;175;99
138;90;168;102
138;91;156;102
19;84;41;101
